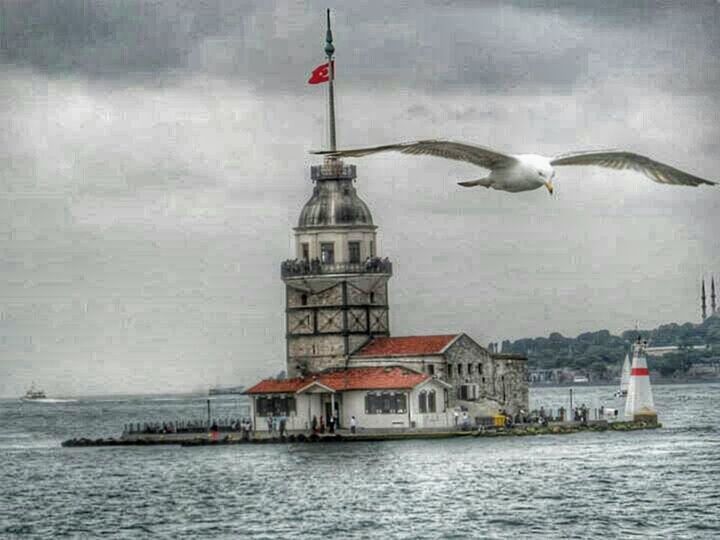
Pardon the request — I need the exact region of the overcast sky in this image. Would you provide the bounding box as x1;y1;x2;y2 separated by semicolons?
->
1;0;719;397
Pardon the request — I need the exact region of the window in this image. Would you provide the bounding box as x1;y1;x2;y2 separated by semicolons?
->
459;384;477;401
458;364;463;376
370;240;375;257
418;391;427;414
443;389;449;411
447;364;453;377
320;242;334;264
301;243;309;261
300;294;308;306
255;396;296;417
427;364;435;376
369;292;375;304
365;391;407;414
467;363;473;375
477;363;483;375
348;241;361;263
428;390;436;413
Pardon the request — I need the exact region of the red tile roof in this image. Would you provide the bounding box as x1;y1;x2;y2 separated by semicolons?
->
245;366;430;394
354;335;459;357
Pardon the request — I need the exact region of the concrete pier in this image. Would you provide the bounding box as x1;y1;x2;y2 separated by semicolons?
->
61;420;661;448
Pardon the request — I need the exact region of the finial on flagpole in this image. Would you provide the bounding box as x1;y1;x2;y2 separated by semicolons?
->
325;8;337;152
325;9;335;58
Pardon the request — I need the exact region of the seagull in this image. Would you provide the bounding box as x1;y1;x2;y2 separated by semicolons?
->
312;140;716;194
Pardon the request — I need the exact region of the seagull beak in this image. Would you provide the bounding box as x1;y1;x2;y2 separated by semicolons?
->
545;180;554;195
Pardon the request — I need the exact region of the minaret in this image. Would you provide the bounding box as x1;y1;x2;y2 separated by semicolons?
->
281;11;392;376
712;276;717;315
701;279;707;321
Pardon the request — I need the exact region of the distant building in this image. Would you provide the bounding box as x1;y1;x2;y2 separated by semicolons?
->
645;345;710;357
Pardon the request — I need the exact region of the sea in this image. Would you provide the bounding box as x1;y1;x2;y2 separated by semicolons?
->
1;383;718;539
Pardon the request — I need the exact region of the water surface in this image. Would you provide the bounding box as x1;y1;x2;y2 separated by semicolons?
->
1;384;718;538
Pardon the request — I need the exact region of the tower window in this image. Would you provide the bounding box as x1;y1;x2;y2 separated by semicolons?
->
348;241;361;263
320;243;335;264
301;243;309;261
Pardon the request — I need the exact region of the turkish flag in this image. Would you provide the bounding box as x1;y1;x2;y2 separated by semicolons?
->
308;62;334;84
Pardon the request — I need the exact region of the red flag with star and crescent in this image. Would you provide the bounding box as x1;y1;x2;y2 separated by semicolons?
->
308;61;334;84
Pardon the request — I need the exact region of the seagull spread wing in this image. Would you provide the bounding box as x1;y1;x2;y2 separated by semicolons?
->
313;140;517;170
550;150;716;187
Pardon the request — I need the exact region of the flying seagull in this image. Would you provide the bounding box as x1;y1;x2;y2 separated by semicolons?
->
313;140;716;194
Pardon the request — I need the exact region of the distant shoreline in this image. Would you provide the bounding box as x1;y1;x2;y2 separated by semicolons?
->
530;378;720;389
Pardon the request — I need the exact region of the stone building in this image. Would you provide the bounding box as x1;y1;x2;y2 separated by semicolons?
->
244;13;527;432
280;160;391;376
245;157;528;432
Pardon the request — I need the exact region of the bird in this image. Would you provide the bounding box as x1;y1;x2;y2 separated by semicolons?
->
312;140;716;195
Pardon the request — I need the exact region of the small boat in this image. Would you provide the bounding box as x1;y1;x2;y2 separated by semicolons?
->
614;354;631;397
572;375;589;384
21;383;47;401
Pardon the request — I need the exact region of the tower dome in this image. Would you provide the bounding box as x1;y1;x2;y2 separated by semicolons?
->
297;162;374;228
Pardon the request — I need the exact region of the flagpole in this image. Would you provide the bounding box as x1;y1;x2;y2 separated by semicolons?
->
325;9;337;152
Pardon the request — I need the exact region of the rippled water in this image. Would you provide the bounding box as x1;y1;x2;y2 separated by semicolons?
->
1;384;719;538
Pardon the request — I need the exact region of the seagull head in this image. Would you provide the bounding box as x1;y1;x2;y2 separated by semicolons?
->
520;154;555;195
537;167;555;195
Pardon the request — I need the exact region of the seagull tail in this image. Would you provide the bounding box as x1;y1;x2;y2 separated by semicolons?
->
458;178;492;188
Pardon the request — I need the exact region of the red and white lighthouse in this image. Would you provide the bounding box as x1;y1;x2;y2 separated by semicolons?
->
624;337;657;422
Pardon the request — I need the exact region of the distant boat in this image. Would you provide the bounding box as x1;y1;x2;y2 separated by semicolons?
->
208;385;245;396
572;376;589;384
21;383;47;401
616;354;631;397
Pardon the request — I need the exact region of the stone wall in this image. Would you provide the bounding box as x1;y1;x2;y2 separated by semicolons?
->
442;334;528;415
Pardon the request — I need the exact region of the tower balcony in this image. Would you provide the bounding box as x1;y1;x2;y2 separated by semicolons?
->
311;163;356;181
281;257;392;279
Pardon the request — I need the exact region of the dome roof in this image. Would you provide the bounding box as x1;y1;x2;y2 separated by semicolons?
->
298;179;374;228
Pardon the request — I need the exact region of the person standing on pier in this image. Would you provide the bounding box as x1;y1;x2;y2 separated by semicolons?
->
350;416;357;434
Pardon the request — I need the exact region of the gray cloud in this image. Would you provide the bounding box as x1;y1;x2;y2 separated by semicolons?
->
0;1;718;396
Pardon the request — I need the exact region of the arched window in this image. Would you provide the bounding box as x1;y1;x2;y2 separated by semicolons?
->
300;294;308;306
428;390;437;413
418;391;427;414
369;292;375;304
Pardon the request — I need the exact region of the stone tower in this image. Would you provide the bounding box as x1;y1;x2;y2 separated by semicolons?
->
281;158;392;376
281;11;391;376
701;279;707;321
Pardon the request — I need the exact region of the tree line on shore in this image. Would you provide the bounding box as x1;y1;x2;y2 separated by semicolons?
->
502;316;720;379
